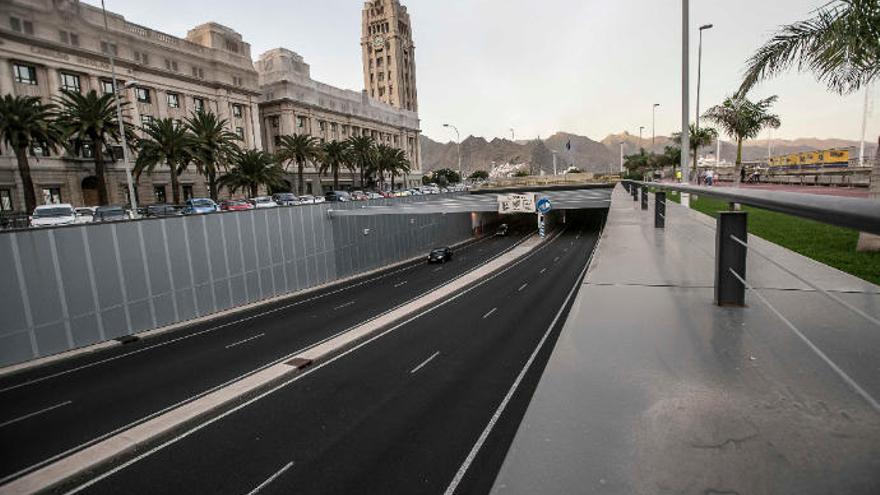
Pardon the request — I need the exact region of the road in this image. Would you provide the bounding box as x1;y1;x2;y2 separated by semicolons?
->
0;228;530;485
64;211;604;495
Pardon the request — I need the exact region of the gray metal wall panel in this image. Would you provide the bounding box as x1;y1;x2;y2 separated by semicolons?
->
16;230;63;329
53;228;94;320
0;236;28;335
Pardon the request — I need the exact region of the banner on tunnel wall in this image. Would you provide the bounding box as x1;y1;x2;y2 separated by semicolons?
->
497;193;536;214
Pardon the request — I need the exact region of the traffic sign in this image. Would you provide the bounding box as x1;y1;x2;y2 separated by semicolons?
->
536;197;552;214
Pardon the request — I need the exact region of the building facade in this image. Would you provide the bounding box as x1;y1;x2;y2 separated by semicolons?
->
362;0;418;113
257;48;422;193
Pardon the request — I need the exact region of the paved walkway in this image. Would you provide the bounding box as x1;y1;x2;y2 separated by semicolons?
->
491;184;880;495
714;180;870;198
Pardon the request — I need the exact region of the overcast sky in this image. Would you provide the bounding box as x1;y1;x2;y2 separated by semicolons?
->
102;0;877;143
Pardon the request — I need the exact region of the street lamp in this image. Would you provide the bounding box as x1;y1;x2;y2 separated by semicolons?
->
443;123;462;178
100;0;137;213
695;23;713;131
638;126;645;151
652;103;660;148
619;141;625;173
681;0;691;184
510;128;515;141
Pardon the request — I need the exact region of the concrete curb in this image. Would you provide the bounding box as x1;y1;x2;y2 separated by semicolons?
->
0;233;546;495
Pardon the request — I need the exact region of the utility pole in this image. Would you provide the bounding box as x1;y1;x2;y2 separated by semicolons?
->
510;128;515;141
639;126;645;151
552;151;558;175
681;0;691;186
652;103;660;148
620;142;625;173
695;24;713;131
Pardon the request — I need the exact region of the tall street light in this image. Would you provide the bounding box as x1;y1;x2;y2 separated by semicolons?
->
652;103;660;148
695;23;713;131
681;0;691;184
638;126;645;151
101;0;137;212
619;141;625;173
510;128;515;141
443;123;462;178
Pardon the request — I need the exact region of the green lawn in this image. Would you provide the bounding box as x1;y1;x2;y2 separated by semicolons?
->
662;191;880;286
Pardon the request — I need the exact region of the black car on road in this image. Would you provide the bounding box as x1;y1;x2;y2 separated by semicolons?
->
427;246;453;264
496;223;509;236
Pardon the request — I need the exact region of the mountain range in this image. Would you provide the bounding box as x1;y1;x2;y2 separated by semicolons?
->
420;132;877;176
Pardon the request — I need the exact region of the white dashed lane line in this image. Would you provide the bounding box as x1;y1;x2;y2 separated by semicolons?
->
539;268;547;274
225;333;265;349
394;281;408;288
334;301;356;310
518;283;528;292
410;351;441;374
482;308;497;319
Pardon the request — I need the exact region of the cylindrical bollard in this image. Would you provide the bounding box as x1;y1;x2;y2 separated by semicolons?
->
640;187;648;210
715;211;748;306
655;191;666;228
631;183;638;201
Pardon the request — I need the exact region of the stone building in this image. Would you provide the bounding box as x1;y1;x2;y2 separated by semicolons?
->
0;0;262;210
362;0;417;113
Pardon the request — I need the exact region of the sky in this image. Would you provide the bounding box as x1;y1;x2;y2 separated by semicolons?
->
102;0;878;144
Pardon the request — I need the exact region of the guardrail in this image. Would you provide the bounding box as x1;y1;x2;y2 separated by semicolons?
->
621;180;880;307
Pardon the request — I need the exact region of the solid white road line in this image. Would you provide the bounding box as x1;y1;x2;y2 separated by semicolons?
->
225;334;265;350
518;283;528;292
0;401;72;429
245;461;293;495
333;301;356;311
482;308;497;319
410;351;440;374
443;233;596;495
433;267;443;272
394;281;408;288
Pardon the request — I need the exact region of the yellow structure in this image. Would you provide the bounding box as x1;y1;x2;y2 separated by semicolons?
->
768;148;850;169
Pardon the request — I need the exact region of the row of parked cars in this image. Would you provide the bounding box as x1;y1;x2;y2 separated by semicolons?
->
26;185;468;228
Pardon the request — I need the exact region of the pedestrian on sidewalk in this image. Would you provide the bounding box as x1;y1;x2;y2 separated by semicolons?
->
706;169;714;186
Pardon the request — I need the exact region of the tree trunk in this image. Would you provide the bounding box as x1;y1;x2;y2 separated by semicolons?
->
93;140;110;205
856;134;880;251
734;138;744;187
14;147;38;213
691;146;698;184
298;161;305;195
333;166;339;190
208;168;218;201
169;161;181;204
250;183;258;198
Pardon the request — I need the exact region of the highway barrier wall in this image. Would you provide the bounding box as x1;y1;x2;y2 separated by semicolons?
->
0;195;476;367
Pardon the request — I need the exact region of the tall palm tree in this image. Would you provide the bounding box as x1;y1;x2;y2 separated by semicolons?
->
54;90;133;206
702;95;781;186
275;134;320;195
186;111;240;201
0;95;62;213
219;149;284;198
319;140;350;190
346;135;375;187
673;123;718;179
737;0;879;248
375;144;410;191
134;118;192;205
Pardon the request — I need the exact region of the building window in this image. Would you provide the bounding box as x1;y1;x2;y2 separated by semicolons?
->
140;115;155;126
42;187;62;205
100;79;118;95
378;87;385;97
13;64;37;85
10;17;33;35
0;189;13;211
273;135;282;146
59;72;81;93
182;185;193;201
134;51;149;65
191;66;204;79
100;41;118;56
232;104;243;118
319;121;326;132
164;59;178;72
9;17;21;32
378;72;384;82
270;116;279;128
376;57;383;67
167;93;180;108
135;87;151;103
193;97;205;112
235;127;244;139
81;143;94;158
297;116;306;129
153;185;166;204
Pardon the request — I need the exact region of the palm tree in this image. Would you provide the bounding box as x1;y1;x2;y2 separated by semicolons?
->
0;95;63;213
673;123;718;180
219;149;284;198
702;95;781;186
54;90;133;206
186;111;240;201
346;135;375;187
375;144;410;191
275;134;320;195
319;140;350;190
737;0;879;248
134;118;192;204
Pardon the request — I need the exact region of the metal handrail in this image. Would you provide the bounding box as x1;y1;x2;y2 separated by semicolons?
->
627;180;880;236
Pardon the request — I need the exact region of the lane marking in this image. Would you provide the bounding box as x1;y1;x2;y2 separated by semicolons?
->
394;281;408;288
333;301;356;311
225;334;265;350
539;268;547;274
60;231;563;495
444;227;598;495
433;267;443;272
0;401;72;429
482;308;497;319
245;461;293;495
518;283;528;292
409;351;440;374
553;256;560;262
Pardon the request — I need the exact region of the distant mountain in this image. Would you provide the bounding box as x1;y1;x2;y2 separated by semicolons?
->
419;131;876;176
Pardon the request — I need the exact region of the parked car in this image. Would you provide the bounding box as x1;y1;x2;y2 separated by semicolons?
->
220;199;254;211
74;207;96;223
251;196;277;209
31;204;77;227
297;195;317;204
350;190;368;201
366;192;383;200
94;205;129;222
325;191;352;202
145;204;182;217
183;198;219;215
273;192;299;206
496;223;509;236
427;246;454;264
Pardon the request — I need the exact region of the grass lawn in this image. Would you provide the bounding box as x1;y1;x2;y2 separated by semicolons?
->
663;191;880;286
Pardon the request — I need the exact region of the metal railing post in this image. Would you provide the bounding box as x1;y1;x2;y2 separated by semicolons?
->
640;186;648;210
632;183;638;201
655;191;666;228
715;211;747;306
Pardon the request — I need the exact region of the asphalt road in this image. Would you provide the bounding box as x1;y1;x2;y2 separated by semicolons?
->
67;211;604;495
0;227;530;484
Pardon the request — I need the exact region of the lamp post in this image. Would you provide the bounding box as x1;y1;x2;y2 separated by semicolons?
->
695;23;713;132
860;85;869;167
100;0;137;213
552;150;558;176
639;126;645;151
619;142;625;173
510;128;515;141
443;123;462;178
681;0;691;185
652;103;660;148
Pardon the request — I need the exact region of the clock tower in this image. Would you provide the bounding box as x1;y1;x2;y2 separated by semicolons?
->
362;0;418;112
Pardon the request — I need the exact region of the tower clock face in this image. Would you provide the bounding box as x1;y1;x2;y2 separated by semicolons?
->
372;34;385;50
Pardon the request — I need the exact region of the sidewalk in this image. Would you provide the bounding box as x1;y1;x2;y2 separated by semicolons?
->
491;185;880;495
